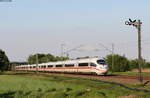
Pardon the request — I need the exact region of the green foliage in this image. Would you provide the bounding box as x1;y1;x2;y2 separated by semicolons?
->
28;53;69;64
106;54;150;72
106;54;130;72
129;59;139;70
129;59;148;69
54;56;69;61
0;49;9;71
145;62;150;68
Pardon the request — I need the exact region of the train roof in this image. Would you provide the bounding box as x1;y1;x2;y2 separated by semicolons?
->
18;57;104;67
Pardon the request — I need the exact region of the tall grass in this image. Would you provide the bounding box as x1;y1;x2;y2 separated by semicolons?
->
0;72;150;98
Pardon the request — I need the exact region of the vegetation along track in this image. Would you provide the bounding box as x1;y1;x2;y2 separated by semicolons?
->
16;71;150;93
42;72;150;93
42;72;150;80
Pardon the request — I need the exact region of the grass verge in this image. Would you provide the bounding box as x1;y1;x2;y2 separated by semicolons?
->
0;72;150;98
108;71;150;77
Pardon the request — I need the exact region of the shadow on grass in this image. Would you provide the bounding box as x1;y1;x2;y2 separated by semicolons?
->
0;91;16;98
14;72;34;75
100;74;118;76
98;92;108;98
76;91;86;97
0;71;33;76
0;90;32;98
46;88;57;92
66;88;73;92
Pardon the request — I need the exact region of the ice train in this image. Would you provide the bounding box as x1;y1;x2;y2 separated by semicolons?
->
15;57;109;75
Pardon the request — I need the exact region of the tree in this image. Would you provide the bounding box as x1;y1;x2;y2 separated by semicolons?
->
145;62;150;68
47;54;56;61
54;56;69;61
28;53;69;64
0;49;9;71
106;54;130;72
129;59;140;70
129;59;147;70
28;54;49;64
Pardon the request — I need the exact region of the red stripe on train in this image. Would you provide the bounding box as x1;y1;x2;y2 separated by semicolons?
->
22;67;107;73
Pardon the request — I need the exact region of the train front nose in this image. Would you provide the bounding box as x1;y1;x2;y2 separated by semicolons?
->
101;65;109;74
103;65;109;70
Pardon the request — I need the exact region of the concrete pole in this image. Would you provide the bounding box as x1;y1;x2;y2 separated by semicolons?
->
36;54;39;74
61;44;64;57
137;20;143;83
112;44;114;72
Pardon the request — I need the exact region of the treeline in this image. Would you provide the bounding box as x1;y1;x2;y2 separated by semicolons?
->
0;49;69;71
28;53;69;64
106;54;150;72
0;49;9;71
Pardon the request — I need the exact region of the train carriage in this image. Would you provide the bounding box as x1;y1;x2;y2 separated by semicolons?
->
15;57;109;75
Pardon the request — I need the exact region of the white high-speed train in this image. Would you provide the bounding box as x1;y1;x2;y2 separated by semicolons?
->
15;57;109;75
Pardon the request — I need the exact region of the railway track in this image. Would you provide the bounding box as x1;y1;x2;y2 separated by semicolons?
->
17;71;150;84
35;72;149;85
44;72;150;80
104;75;150;80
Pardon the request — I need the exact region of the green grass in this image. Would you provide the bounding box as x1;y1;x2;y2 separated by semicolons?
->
108;71;150;77
0;72;150;98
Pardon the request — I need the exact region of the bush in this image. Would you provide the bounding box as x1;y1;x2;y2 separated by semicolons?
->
129;59;148;70
145;62;150;68
106;54;130;72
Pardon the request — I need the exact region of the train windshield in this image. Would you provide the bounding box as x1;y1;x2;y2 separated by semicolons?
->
97;59;106;65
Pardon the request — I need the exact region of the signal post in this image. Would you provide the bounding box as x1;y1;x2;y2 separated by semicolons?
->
125;19;143;83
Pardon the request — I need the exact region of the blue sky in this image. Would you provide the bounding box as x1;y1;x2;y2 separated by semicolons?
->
0;0;150;61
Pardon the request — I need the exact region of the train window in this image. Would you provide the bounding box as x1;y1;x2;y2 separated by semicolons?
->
97;59;106;65
33;66;36;68
65;64;74;67
78;63;88;67
48;65;53;68
90;63;97;67
41;66;43;68
56;65;63;67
